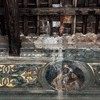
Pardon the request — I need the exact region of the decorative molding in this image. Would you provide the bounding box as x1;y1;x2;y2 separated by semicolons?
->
0;63;46;87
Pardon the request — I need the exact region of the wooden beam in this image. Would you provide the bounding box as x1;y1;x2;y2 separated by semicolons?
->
4;0;21;56
24;16;28;36
61;0;65;7
24;0;28;36
0;8;100;15
24;0;28;7
73;0;77;7
49;0;52;7
95;15;99;34
37;16;40;35
0;8;4;15
83;15;87;34
0;15;6;35
20;8;75;15
97;0;99;6
20;8;100;15
49;16;52;36
73;15;76;34
36;0;40;35
36;0;40;7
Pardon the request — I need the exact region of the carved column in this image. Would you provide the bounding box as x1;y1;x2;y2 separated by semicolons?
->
4;0;21;56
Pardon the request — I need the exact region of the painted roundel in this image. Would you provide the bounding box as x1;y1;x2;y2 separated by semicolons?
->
40;60;95;92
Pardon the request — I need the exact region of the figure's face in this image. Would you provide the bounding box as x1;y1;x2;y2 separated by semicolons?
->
63;64;69;73
64;64;69;68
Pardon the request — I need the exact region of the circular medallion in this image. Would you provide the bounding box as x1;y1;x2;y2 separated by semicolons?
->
39;60;94;92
